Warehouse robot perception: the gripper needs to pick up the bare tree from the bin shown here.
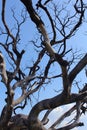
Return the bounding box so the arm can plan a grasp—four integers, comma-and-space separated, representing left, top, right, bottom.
0, 0, 87, 130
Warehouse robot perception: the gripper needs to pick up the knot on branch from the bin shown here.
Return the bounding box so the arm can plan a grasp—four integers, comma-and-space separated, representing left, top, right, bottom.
55, 53, 69, 66
77, 122, 84, 126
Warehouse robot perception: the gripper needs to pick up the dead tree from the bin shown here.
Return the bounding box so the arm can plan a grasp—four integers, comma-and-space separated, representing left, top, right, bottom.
0, 0, 87, 130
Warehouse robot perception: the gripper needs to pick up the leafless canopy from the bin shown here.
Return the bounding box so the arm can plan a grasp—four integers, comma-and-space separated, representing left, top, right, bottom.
0, 0, 87, 130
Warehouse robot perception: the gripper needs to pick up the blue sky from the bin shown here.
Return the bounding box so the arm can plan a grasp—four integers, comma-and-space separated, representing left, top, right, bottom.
0, 0, 87, 129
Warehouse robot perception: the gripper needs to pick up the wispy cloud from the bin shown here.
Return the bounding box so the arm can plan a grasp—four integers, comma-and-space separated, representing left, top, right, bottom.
43, 103, 79, 129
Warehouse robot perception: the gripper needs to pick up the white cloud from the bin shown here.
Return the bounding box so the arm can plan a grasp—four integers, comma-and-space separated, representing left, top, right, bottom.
45, 107, 63, 128
39, 103, 87, 130
44, 103, 78, 129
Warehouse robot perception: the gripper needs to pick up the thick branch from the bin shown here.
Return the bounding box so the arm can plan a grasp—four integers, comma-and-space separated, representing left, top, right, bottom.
20, 0, 56, 58
69, 54, 87, 84
27, 91, 87, 130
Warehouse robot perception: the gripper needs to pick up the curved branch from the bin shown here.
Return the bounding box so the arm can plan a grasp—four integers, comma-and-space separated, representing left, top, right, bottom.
36, 0, 56, 41
2, 0, 15, 40
54, 0, 85, 45
69, 54, 87, 84
20, 0, 56, 58
41, 109, 52, 125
